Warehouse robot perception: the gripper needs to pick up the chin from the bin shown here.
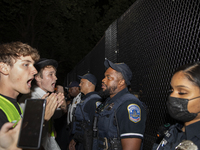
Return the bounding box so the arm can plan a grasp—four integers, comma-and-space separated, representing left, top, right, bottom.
21, 89, 30, 94
49, 89, 54, 93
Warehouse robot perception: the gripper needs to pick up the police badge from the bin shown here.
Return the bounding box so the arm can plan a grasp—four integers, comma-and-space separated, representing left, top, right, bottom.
127, 104, 141, 123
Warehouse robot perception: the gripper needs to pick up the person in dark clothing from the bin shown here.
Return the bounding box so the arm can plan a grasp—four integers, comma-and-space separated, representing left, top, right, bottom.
69, 73, 101, 150
153, 62, 200, 150
92, 59, 146, 150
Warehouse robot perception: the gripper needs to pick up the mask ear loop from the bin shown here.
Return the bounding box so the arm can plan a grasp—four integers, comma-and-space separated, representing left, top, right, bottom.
188, 96, 200, 114
189, 95, 200, 101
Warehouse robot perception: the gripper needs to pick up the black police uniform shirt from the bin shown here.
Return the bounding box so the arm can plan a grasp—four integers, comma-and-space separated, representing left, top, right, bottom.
0, 94, 22, 129
73, 91, 101, 141
153, 121, 200, 150
83, 91, 101, 124
104, 88, 146, 139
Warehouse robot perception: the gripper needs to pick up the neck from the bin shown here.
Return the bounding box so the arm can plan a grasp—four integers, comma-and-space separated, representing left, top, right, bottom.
36, 83, 48, 93
0, 80, 18, 99
84, 89, 94, 95
110, 86, 126, 98
184, 114, 200, 129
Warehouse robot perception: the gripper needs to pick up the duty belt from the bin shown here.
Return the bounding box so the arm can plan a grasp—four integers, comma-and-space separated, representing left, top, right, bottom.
98, 137, 121, 150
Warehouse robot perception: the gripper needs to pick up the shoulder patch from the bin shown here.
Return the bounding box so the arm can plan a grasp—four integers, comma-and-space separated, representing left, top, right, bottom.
96, 101, 102, 108
127, 104, 141, 123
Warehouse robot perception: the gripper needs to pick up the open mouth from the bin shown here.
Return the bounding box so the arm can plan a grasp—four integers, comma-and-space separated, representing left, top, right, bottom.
102, 83, 106, 89
51, 82, 55, 88
27, 78, 34, 88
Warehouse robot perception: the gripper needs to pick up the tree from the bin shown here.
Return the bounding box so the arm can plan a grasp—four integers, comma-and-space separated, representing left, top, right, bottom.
0, 0, 136, 81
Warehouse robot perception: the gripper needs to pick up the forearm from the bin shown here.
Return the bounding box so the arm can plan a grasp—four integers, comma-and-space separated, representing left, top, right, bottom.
121, 138, 142, 150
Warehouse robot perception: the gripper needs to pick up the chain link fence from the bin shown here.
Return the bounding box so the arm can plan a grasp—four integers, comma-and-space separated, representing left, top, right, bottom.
67, 0, 200, 149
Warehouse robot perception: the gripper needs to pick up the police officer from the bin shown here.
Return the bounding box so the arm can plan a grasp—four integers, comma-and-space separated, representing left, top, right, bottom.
93, 59, 146, 150
153, 63, 200, 149
69, 73, 101, 150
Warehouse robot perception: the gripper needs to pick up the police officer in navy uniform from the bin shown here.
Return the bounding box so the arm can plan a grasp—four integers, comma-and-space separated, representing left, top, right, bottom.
69, 73, 101, 150
93, 59, 147, 150
153, 63, 200, 150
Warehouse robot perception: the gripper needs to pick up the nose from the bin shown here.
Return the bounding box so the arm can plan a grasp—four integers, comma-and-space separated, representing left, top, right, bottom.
54, 74, 57, 80
102, 77, 106, 83
32, 66, 38, 75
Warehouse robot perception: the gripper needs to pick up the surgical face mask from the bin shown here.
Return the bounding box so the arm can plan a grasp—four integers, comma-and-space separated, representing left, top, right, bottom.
166, 96, 200, 122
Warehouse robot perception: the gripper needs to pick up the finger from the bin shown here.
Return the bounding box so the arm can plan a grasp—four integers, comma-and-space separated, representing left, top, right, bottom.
57, 93, 65, 104
42, 93, 50, 105
14, 119, 22, 131
47, 93, 57, 108
45, 93, 58, 117
57, 93, 64, 100
42, 93, 50, 99
0, 122, 14, 133
50, 94, 59, 110
57, 100, 64, 108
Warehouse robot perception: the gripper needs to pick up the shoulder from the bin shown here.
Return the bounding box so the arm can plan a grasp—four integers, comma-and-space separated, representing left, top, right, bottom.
18, 93, 32, 103
84, 96, 102, 110
116, 95, 146, 123
84, 93, 101, 103
31, 92, 41, 99
167, 123, 180, 134
118, 93, 144, 111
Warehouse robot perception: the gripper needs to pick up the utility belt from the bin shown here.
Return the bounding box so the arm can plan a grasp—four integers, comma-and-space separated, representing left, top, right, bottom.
98, 137, 122, 150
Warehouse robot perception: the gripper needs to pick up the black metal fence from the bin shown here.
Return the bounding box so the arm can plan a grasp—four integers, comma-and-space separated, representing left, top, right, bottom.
66, 0, 200, 149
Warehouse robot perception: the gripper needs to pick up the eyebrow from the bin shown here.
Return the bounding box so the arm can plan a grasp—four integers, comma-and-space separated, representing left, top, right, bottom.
49, 71, 56, 73
21, 60, 33, 63
175, 85, 189, 89
105, 74, 111, 77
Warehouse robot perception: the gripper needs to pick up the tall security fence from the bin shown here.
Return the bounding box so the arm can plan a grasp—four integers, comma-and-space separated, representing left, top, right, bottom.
66, 0, 200, 149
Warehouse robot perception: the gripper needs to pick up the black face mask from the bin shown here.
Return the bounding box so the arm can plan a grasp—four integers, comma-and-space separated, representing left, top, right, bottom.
167, 96, 200, 122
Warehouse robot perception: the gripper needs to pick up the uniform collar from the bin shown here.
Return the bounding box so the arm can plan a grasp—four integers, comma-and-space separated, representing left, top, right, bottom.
185, 121, 200, 140
82, 91, 97, 100
106, 87, 129, 104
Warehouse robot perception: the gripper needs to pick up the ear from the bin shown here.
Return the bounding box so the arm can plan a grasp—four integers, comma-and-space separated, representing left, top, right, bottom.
35, 74, 41, 82
118, 79, 125, 87
0, 62, 9, 75
88, 81, 92, 87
